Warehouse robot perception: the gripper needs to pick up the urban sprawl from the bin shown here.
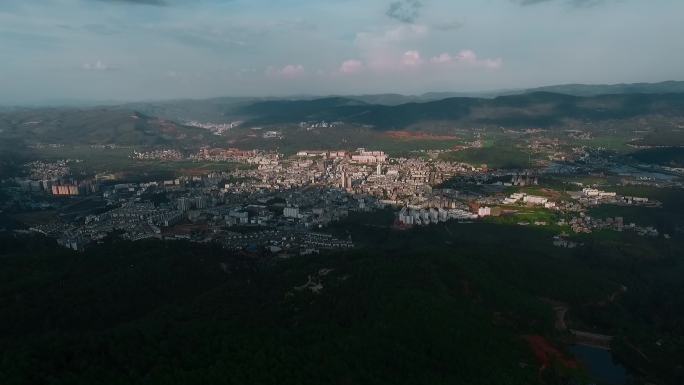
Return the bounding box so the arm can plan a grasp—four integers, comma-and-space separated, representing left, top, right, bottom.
3, 145, 677, 255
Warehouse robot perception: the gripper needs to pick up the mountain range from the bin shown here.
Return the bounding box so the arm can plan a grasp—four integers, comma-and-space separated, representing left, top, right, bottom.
2, 81, 684, 147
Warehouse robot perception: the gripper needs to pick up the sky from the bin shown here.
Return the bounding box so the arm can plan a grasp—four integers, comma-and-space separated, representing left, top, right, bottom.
0, 0, 683, 104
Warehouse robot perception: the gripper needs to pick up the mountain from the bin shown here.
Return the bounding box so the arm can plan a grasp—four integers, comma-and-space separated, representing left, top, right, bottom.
0, 108, 219, 147
90, 81, 684, 122
525, 81, 684, 97
122, 97, 260, 123
238, 92, 684, 130
5, 88, 684, 147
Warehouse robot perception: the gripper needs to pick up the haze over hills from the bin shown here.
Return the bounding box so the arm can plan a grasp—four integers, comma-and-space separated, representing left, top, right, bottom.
3, 85, 684, 148
525, 81, 684, 97
117, 80, 684, 123
238, 92, 684, 130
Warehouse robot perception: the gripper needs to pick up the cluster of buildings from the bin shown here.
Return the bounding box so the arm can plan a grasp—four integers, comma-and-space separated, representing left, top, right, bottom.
15, 176, 99, 197
133, 149, 183, 161
185, 121, 240, 135
3, 141, 677, 253
502, 192, 556, 209
25, 160, 71, 180
397, 206, 476, 226
565, 214, 660, 237
21, 166, 373, 252
568, 188, 656, 207
299, 121, 340, 130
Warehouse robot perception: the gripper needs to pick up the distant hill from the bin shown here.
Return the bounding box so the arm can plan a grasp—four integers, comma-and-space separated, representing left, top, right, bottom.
0, 108, 219, 147
525, 81, 684, 97
122, 97, 259, 123
238, 92, 684, 130
94, 81, 684, 122
5, 88, 684, 146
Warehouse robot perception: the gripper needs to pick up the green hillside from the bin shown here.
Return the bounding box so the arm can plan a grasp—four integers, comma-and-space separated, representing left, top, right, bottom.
238, 92, 684, 130
0, 108, 220, 147
527, 81, 684, 97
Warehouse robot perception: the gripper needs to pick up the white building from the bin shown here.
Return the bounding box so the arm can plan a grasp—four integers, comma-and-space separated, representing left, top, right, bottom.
283, 206, 300, 219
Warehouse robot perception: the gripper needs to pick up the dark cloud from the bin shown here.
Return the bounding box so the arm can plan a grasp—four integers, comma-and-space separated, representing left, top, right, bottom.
386, 0, 422, 23
94, 0, 167, 5
515, 0, 605, 6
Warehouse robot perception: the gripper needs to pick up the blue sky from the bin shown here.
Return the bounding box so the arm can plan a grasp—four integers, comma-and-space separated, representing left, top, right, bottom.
0, 0, 683, 104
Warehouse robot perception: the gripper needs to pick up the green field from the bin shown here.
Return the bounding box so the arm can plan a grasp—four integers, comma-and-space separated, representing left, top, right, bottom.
439, 144, 533, 169
222, 126, 463, 156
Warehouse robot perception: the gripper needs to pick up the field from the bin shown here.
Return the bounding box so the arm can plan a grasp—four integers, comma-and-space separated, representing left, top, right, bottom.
439, 144, 533, 169
221, 125, 464, 156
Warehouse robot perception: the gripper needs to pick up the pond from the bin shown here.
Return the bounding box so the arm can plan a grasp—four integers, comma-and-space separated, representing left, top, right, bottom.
569, 345, 629, 385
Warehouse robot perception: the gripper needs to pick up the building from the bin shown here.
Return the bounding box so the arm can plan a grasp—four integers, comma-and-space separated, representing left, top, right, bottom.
283, 206, 300, 219
523, 195, 548, 205
177, 197, 192, 212
351, 149, 387, 164
193, 196, 208, 210
51, 184, 79, 196
340, 171, 353, 190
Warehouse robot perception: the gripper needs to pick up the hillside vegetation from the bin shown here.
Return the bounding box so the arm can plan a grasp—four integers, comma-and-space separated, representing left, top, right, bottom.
0, 108, 219, 147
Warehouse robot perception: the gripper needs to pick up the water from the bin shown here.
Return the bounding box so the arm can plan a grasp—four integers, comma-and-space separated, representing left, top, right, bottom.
569, 345, 629, 385
610, 165, 677, 181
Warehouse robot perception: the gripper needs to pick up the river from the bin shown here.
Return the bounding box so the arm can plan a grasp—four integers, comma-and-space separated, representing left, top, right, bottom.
569, 345, 630, 385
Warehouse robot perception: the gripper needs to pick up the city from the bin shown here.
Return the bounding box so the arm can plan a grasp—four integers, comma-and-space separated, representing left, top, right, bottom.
2, 1, 684, 385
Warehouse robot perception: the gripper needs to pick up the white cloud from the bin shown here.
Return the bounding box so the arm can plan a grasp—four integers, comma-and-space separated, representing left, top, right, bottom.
401, 50, 423, 67
339, 59, 364, 74
267, 64, 305, 78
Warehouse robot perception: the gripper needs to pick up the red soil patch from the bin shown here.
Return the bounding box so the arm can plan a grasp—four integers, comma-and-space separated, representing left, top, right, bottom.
164, 223, 209, 236
524, 335, 579, 369
383, 131, 459, 141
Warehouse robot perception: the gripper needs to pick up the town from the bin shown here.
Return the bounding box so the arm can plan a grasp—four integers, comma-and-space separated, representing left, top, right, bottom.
2, 144, 674, 255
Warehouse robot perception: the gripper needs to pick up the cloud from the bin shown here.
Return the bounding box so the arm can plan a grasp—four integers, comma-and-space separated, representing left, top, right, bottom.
401, 50, 423, 67
430, 50, 502, 69
82, 60, 113, 71
267, 64, 305, 79
339, 59, 364, 74
386, 0, 423, 23
429, 53, 452, 64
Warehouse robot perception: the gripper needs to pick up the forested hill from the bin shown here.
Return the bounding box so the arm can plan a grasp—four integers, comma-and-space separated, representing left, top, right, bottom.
0, 108, 220, 146
4, 91, 684, 146
525, 80, 684, 97
238, 92, 684, 129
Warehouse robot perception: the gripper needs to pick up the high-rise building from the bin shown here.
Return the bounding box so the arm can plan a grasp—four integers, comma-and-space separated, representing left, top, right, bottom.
283, 206, 300, 218
177, 197, 191, 212
193, 196, 208, 209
